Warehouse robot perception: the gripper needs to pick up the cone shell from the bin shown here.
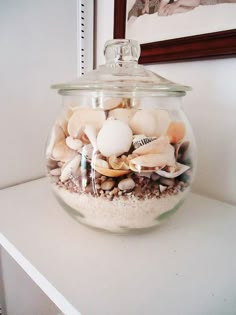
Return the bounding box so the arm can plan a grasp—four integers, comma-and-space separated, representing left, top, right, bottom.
68, 109, 106, 137
166, 121, 185, 144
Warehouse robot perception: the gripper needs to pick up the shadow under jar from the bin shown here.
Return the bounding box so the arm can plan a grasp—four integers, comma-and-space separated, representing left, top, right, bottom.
46, 39, 196, 233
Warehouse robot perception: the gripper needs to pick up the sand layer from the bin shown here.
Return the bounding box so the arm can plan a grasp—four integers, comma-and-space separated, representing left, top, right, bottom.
53, 184, 189, 232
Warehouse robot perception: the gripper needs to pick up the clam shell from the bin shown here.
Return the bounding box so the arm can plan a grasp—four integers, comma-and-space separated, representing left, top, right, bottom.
60, 155, 81, 182
156, 163, 190, 178
103, 98, 123, 110
66, 136, 83, 151
46, 124, 65, 158
108, 108, 136, 124
94, 158, 109, 169
95, 167, 130, 177
133, 136, 170, 155
133, 135, 157, 149
130, 109, 170, 137
52, 140, 76, 162
166, 121, 185, 144
68, 109, 105, 137
97, 120, 133, 157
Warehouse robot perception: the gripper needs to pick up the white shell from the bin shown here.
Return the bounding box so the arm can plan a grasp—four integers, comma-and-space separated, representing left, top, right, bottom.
52, 140, 76, 162
97, 120, 133, 157
60, 155, 81, 182
103, 98, 122, 110
130, 109, 170, 137
66, 136, 83, 151
108, 108, 136, 124
68, 109, 105, 137
46, 124, 65, 158
49, 168, 61, 176
84, 124, 97, 148
156, 163, 190, 178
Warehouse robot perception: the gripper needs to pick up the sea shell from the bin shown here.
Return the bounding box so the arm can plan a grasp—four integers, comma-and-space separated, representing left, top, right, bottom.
118, 178, 135, 191
166, 121, 185, 144
52, 140, 76, 162
108, 108, 136, 124
95, 167, 130, 177
49, 168, 61, 176
175, 141, 190, 163
66, 136, 83, 151
130, 109, 170, 137
46, 124, 65, 158
129, 150, 175, 172
94, 158, 109, 169
130, 110, 157, 137
68, 109, 106, 137
133, 136, 170, 155
133, 135, 157, 149
108, 155, 129, 170
156, 163, 190, 178
60, 155, 81, 182
83, 124, 97, 148
97, 120, 133, 157
103, 98, 123, 110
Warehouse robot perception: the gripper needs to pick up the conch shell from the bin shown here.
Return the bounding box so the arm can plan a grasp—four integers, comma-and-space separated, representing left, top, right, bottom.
166, 121, 185, 144
133, 136, 170, 155
156, 163, 190, 178
68, 109, 105, 137
129, 147, 175, 172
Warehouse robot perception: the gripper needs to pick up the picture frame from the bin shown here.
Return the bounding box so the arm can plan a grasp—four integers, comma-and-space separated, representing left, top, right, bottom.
113, 0, 236, 64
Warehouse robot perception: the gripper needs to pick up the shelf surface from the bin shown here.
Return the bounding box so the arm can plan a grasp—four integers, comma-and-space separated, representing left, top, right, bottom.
0, 178, 236, 315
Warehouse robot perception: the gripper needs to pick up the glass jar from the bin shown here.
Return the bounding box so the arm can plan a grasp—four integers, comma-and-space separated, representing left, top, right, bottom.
46, 39, 196, 233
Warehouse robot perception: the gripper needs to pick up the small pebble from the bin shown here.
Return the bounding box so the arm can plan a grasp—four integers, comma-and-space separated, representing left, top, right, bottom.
95, 184, 101, 189
118, 178, 135, 191
151, 173, 160, 181
159, 177, 175, 187
101, 180, 115, 191
101, 176, 107, 182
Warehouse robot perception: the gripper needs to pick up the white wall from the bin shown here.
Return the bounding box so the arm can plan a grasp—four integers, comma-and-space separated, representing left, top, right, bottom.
96, 0, 236, 205
0, 0, 77, 189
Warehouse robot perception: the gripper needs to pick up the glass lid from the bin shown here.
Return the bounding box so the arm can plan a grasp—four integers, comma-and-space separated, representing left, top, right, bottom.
52, 39, 191, 94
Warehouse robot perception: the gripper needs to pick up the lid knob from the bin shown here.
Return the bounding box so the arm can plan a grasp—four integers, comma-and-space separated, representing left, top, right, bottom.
104, 39, 140, 63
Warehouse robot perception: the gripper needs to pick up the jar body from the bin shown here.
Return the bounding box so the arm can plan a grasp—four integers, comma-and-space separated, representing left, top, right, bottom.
46, 92, 196, 233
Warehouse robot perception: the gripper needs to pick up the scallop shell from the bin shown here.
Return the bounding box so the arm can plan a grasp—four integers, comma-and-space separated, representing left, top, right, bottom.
68, 109, 106, 137
103, 98, 123, 110
133, 136, 170, 155
133, 135, 157, 149
46, 124, 65, 158
108, 155, 129, 170
166, 121, 185, 144
97, 120, 133, 157
60, 155, 81, 182
156, 163, 190, 178
52, 140, 76, 162
108, 108, 136, 124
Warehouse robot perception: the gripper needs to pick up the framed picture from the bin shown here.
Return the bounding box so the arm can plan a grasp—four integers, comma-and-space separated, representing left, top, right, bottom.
114, 0, 236, 63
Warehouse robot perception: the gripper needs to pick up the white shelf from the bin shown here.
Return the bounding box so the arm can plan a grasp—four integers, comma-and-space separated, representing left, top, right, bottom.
0, 178, 236, 315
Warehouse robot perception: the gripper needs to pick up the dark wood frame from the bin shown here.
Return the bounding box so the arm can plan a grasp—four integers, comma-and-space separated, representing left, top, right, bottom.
114, 0, 236, 64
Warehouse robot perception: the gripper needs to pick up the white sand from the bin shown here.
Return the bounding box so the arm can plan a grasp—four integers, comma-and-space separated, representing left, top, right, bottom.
52, 185, 189, 232
126, 4, 236, 44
